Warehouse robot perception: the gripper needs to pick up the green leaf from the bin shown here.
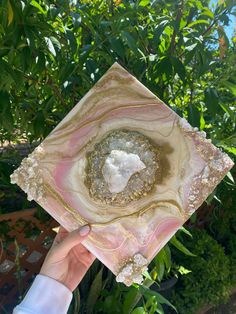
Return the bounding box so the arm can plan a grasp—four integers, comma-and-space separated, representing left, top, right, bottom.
0, 91, 14, 131
222, 80, 236, 96
155, 303, 164, 314
33, 111, 45, 139
218, 144, 236, 155
170, 235, 196, 256
200, 111, 205, 130
45, 37, 56, 57
86, 267, 103, 314
146, 296, 156, 309
50, 36, 61, 51
213, 195, 222, 204
187, 104, 200, 128
178, 265, 192, 275
131, 307, 146, 314
139, 286, 177, 312
220, 103, 235, 121
164, 250, 172, 271
72, 288, 80, 313
185, 43, 198, 51
30, 0, 46, 14
59, 63, 75, 82
66, 30, 78, 56
24, 26, 35, 50
201, 7, 214, 19
21, 46, 31, 71
156, 260, 165, 281
7, 0, 14, 25
33, 52, 45, 74
190, 211, 197, 223
139, 0, 150, 6
206, 189, 217, 205
161, 245, 172, 271
121, 31, 138, 53
195, 0, 204, 10
109, 37, 125, 59
226, 171, 235, 184
221, 133, 236, 146
143, 270, 153, 280
156, 56, 172, 79
171, 57, 186, 81
155, 245, 172, 275
204, 87, 219, 117
154, 20, 169, 44
180, 227, 192, 238
188, 19, 210, 27
123, 286, 141, 313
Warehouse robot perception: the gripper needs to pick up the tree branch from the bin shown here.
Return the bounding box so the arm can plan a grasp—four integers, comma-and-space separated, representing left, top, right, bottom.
202, 8, 228, 36
169, 0, 184, 55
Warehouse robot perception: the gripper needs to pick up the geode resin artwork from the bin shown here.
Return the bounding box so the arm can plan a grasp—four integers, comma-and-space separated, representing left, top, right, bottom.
10, 62, 234, 286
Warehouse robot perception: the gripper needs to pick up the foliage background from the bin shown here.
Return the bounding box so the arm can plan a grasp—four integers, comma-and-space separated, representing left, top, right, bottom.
0, 0, 236, 313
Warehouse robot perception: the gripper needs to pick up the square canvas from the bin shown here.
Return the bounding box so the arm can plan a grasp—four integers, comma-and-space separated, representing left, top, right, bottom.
11, 62, 234, 286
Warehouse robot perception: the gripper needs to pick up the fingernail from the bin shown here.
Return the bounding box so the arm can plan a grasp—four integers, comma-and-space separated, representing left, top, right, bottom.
79, 224, 90, 236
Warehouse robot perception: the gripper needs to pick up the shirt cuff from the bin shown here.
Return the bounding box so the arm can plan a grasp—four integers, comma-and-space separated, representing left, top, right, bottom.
13, 274, 73, 314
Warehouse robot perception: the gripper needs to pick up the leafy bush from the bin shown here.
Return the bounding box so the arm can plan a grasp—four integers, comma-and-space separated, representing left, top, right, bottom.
170, 229, 232, 314
206, 173, 236, 284
0, 0, 235, 312
0, 0, 235, 152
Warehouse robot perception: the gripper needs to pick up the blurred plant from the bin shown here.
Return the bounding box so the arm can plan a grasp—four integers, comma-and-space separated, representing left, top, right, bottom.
170, 228, 232, 314
0, 0, 235, 150
206, 167, 236, 284
0, 145, 38, 213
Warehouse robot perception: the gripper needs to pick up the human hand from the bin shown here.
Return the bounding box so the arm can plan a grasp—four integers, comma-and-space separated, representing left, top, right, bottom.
40, 224, 96, 291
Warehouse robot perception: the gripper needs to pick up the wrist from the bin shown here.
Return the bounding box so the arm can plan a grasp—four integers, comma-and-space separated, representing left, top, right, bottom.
13, 274, 73, 314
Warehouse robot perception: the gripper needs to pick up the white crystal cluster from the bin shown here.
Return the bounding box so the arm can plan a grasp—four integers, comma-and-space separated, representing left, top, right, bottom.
178, 117, 233, 215
188, 159, 222, 215
10, 144, 45, 202
188, 155, 230, 215
116, 253, 148, 286
179, 117, 210, 141
102, 150, 146, 193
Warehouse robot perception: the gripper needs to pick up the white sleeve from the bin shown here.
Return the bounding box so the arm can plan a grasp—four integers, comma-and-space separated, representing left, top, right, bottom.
13, 274, 73, 314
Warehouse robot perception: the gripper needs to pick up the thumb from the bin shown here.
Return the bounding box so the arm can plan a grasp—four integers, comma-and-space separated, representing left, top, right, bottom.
55, 224, 91, 257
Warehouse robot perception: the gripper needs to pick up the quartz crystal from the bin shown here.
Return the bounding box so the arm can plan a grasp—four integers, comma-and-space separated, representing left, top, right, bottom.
102, 150, 146, 194
10, 62, 234, 286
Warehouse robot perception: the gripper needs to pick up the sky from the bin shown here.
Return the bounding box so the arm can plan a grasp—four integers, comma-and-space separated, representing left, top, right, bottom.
210, 0, 235, 39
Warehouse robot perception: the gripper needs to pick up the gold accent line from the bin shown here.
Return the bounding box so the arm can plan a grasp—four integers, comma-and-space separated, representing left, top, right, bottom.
44, 183, 183, 228
44, 183, 87, 224
44, 103, 172, 144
